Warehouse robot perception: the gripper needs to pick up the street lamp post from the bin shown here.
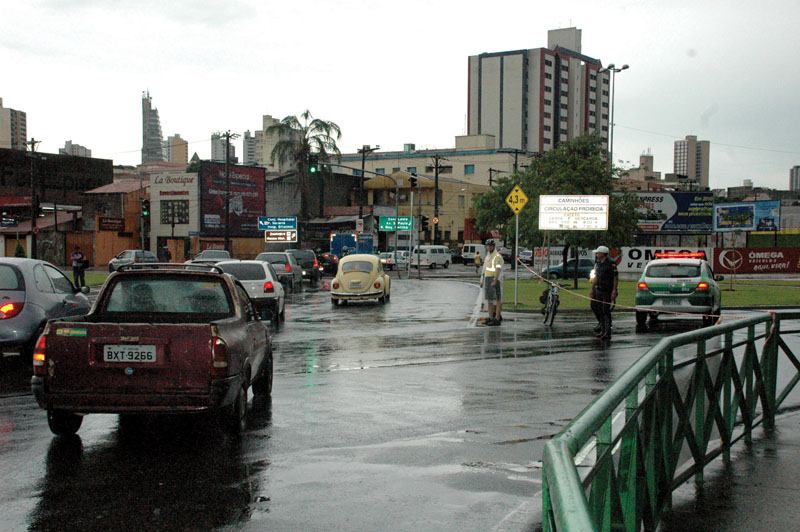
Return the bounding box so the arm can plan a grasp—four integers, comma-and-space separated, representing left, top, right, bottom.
598, 63, 629, 174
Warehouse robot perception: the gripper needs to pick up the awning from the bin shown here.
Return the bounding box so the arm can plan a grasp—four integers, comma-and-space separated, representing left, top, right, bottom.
306, 215, 360, 224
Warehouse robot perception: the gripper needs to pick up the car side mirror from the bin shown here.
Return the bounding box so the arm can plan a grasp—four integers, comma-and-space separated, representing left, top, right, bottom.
76, 286, 90, 294
715, 275, 725, 282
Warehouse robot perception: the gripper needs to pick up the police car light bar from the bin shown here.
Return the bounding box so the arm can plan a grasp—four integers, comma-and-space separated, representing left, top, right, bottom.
654, 252, 706, 259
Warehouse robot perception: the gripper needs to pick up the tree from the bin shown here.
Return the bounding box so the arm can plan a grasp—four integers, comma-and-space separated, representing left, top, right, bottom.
473, 135, 639, 285
14, 240, 26, 258
266, 110, 342, 219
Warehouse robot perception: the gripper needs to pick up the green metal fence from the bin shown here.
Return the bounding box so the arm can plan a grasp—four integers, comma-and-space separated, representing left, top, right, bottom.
542, 310, 800, 531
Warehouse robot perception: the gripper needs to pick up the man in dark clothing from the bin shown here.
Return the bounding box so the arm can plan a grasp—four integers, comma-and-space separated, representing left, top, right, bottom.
590, 246, 618, 339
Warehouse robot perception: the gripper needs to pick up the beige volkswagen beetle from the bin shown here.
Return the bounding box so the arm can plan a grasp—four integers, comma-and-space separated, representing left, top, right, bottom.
331, 254, 391, 306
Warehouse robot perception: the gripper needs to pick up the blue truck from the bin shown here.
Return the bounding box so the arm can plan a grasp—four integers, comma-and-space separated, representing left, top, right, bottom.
330, 233, 374, 257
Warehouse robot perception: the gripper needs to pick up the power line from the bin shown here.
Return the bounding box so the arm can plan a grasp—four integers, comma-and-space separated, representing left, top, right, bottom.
616, 124, 800, 156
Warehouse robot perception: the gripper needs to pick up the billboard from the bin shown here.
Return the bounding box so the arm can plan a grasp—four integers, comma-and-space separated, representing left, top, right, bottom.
539, 195, 609, 231
635, 192, 714, 232
713, 201, 780, 232
199, 162, 265, 237
714, 247, 800, 274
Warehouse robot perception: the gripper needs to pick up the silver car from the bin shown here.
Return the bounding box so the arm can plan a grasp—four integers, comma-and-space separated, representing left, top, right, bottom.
0, 258, 91, 364
255, 252, 303, 292
215, 260, 286, 327
108, 250, 157, 272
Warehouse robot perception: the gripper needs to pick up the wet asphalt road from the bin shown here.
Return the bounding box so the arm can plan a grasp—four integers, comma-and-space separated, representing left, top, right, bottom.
0, 277, 796, 531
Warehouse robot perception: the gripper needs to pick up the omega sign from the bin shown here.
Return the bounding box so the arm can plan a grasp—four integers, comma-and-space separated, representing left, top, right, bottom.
713, 247, 800, 274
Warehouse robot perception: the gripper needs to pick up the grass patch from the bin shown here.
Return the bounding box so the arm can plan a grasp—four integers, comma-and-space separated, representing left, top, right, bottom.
85, 272, 109, 287
503, 278, 800, 310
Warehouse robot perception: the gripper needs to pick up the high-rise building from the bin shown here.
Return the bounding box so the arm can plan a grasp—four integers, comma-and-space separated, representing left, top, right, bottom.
59, 140, 91, 157
164, 134, 188, 164
791, 166, 800, 192
673, 135, 710, 189
467, 28, 610, 154
253, 114, 295, 171
142, 91, 165, 163
243, 130, 257, 165
211, 133, 237, 163
0, 98, 28, 150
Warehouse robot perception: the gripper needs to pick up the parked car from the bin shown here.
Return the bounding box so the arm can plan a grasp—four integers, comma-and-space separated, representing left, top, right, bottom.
255, 252, 303, 292
635, 253, 723, 327
379, 251, 409, 270
216, 260, 286, 327
547, 258, 595, 279
318, 252, 339, 274
185, 250, 231, 264
108, 250, 158, 272
330, 254, 391, 306
286, 249, 323, 283
519, 249, 533, 265
0, 258, 91, 364
31, 264, 273, 436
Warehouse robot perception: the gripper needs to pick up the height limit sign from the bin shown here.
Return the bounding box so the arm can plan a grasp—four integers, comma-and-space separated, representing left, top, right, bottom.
505, 185, 529, 214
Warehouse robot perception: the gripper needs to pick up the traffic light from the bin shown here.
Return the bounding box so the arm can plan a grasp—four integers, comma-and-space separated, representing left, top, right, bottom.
420, 216, 429, 232
141, 199, 150, 217
308, 154, 319, 174
408, 176, 418, 188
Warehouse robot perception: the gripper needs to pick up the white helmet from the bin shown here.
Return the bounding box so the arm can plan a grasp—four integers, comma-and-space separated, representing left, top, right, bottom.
593, 246, 610, 255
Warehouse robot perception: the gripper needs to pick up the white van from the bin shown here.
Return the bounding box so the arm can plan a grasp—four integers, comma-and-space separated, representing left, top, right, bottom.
461, 244, 486, 262
410, 245, 452, 269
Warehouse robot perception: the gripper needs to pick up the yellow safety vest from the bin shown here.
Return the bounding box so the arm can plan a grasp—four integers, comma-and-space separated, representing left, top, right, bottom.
483, 251, 502, 277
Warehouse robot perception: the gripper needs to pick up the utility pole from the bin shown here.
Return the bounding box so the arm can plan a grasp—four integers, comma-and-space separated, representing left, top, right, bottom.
488, 168, 507, 187
216, 130, 240, 254
498, 148, 525, 173
357, 145, 379, 221
27, 138, 41, 259
431, 154, 447, 245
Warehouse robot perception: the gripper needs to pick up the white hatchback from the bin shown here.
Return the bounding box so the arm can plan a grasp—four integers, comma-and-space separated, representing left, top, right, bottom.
216, 260, 286, 327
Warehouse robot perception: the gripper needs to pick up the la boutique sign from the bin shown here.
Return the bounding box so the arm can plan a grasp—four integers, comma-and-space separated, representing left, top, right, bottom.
154, 175, 195, 185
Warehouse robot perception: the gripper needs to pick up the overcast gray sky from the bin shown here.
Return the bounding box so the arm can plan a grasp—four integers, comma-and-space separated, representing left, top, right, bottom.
4, 0, 799, 190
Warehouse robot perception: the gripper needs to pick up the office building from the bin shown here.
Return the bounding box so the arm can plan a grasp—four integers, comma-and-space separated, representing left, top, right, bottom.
142, 91, 165, 163
251, 114, 297, 171
243, 130, 257, 165
164, 134, 188, 164
211, 133, 237, 163
467, 27, 610, 154
59, 140, 92, 157
673, 135, 710, 189
791, 166, 800, 192
0, 98, 27, 151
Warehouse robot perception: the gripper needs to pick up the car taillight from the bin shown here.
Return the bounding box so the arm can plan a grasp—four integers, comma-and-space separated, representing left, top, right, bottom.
333, 256, 338, 262
313, 259, 319, 267
387, 258, 392, 263
264, 281, 274, 293
637, 282, 649, 291
285, 264, 291, 272
33, 335, 47, 376
211, 337, 229, 377
332, 282, 340, 289
696, 282, 709, 291
0, 302, 24, 319
374, 282, 381, 289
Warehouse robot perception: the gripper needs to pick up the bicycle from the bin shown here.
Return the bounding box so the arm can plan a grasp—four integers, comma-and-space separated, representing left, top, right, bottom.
542, 283, 559, 326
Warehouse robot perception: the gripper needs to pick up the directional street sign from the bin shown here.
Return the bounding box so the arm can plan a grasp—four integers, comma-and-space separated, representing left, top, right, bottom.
264, 230, 298, 243
258, 216, 297, 231
505, 185, 529, 215
379, 216, 414, 231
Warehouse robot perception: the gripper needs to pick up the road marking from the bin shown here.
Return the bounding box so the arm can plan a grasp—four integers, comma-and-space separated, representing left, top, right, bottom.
468, 284, 484, 328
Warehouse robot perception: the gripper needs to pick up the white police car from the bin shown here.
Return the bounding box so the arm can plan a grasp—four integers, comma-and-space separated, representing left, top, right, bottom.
635, 252, 723, 327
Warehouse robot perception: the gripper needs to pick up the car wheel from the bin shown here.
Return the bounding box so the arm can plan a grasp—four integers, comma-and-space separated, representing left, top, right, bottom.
331, 298, 339, 307
48, 409, 83, 436
221, 379, 248, 436
252, 351, 273, 397
379, 292, 386, 304
636, 311, 647, 326
280, 301, 286, 321
271, 308, 280, 328
429, 263, 435, 269
443, 261, 449, 269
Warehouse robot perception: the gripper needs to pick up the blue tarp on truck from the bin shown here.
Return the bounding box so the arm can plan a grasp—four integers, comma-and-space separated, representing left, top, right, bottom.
330, 233, 374, 256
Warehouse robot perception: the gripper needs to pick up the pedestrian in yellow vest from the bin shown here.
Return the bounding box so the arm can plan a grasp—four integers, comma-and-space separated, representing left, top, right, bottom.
479, 240, 504, 326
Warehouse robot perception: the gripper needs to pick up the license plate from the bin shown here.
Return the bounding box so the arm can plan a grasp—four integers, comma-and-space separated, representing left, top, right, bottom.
104, 345, 157, 363
350, 281, 362, 289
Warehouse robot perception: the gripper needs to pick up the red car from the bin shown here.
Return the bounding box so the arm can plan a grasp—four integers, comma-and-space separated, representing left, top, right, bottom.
31, 264, 273, 436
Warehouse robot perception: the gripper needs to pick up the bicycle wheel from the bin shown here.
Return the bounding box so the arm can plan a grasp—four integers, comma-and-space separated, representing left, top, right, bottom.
547, 296, 559, 326
542, 298, 552, 324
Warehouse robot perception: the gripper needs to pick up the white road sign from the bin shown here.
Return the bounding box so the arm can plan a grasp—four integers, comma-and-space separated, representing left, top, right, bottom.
539, 195, 609, 231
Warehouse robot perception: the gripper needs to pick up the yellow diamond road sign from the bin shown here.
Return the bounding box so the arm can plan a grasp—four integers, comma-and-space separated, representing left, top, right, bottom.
505, 185, 528, 215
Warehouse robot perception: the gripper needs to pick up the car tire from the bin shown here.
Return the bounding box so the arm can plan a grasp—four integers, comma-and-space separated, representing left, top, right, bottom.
332, 298, 339, 307
48, 409, 83, 436
279, 302, 286, 321
443, 261, 449, 269
271, 309, 280, 328
636, 311, 648, 326
221, 379, 248, 436
252, 351, 273, 398
379, 292, 386, 305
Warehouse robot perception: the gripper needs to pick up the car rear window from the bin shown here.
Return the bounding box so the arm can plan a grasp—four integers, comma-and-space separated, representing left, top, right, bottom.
341, 261, 374, 274
647, 264, 701, 278
203, 251, 229, 258
101, 276, 233, 320
289, 250, 315, 260
218, 263, 267, 281
0, 265, 24, 291
257, 253, 287, 264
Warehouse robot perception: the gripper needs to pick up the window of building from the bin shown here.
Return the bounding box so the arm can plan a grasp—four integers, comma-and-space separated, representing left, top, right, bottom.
544, 85, 552, 92
560, 103, 568, 110
561, 77, 568, 84
544, 99, 552, 106
444, 231, 451, 242
602, 125, 608, 131
590, 73, 597, 80
544, 125, 551, 132
392, 167, 400, 173
561, 64, 569, 71
560, 128, 568, 135
458, 195, 465, 208
602, 102, 609, 108
406, 166, 416, 173
544, 112, 551, 119
544, 138, 551, 144
602, 90, 609, 96
458, 230, 464, 242
602, 114, 608, 120
545, 59, 552, 66
603, 77, 609, 84
590, 86, 596, 92
589, 110, 596, 117
353, 169, 362, 176
560, 90, 568, 97
464, 164, 474, 175
376, 168, 386, 175
545, 72, 552, 79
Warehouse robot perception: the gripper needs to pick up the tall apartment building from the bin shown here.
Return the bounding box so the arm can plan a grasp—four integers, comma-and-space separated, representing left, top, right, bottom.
243, 130, 257, 165
0, 98, 28, 150
467, 28, 610, 154
164, 134, 188, 164
791, 166, 800, 192
252, 114, 297, 171
142, 91, 165, 163
211, 133, 237, 163
59, 140, 91, 157
673, 135, 710, 189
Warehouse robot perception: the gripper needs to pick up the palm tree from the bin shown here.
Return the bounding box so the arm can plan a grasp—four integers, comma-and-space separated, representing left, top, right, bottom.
267, 110, 342, 219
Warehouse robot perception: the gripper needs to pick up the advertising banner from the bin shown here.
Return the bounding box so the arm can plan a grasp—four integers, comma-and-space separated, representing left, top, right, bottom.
635, 192, 714, 232
714, 247, 800, 274
615, 247, 712, 273
539, 195, 609, 231
199, 162, 265, 237
713, 201, 781, 232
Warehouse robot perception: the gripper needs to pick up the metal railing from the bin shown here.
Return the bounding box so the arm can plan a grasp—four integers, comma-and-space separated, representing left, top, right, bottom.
542, 311, 800, 531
